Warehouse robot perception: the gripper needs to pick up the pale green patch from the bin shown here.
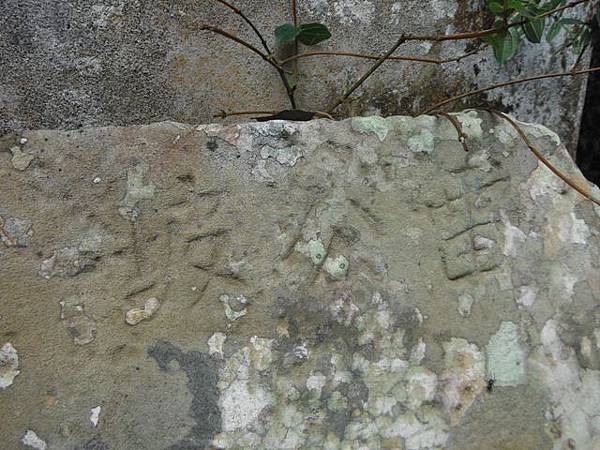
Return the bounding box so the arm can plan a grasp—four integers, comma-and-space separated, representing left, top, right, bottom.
486, 321, 527, 386
407, 130, 435, 154
454, 110, 483, 138
10, 146, 34, 171
294, 239, 327, 265
457, 293, 474, 317
220, 294, 248, 321
351, 116, 391, 142
260, 145, 302, 166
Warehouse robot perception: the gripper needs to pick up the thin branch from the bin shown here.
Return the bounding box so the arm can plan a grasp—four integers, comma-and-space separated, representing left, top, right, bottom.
420, 66, 600, 115
199, 25, 297, 108
488, 109, 600, 206
291, 0, 299, 98
280, 48, 482, 65
438, 112, 469, 151
199, 25, 278, 68
214, 0, 272, 54
328, 35, 408, 114
208, 1, 297, 108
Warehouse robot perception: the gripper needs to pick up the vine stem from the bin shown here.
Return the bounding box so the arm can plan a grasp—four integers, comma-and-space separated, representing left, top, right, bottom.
327, 35, 408, 114
209, 1, 297, 108
280, 48, 482, 65
214, 0, 272, 53
488, 109, 600, 206
420, 66, 600, 115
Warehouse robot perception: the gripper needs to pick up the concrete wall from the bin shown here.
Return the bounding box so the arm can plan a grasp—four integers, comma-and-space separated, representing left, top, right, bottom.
0, 0, 594, 152
2, 113, 600, 449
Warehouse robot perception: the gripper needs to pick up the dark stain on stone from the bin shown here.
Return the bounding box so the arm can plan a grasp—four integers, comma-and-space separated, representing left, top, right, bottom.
147, 341, 221, 450
206, 139, 218, 152
74, 435, 110, 450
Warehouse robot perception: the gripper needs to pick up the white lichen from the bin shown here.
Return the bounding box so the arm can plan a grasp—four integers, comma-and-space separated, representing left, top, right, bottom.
0, 343, 20, 389
90, 406, 101, 427
208, 332, 227, 358
323, 255, 349, 280
457, 293, 474, 318
125, 297, 161, 325
21, 430, 47, 450
220, 294, 248, 321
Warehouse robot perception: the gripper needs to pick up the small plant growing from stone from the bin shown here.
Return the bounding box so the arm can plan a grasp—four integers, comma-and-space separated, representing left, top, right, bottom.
199, 0, 600, 207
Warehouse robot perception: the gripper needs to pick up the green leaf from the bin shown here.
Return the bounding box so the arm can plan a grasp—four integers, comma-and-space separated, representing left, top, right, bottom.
559, 18, 584, 25
487, 0, 505, 14
275, 23, 300, 45
540, 0, 565, 13
485, 28, 520, 65
547, 19, 562, 42
506, 0, 529, 12
297, 23, 331, 45
572, 27, 592, 54
522, 17, 545, 43
487, 0, 529, 14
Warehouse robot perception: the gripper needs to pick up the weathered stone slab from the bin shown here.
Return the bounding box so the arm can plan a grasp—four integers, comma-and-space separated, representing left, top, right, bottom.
1, 112, 599, 449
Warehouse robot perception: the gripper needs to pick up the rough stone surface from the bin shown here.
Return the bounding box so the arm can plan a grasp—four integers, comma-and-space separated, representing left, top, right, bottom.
1, 112, 600, 449
0, 1, 593, 155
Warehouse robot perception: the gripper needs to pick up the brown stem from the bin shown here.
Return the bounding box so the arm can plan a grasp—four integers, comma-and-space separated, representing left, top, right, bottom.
328, 35, 408, 114
199, 25, 277, 67
420, 66, 600, 115
199, 25, 297, 108
280, 48, 482, 65
487, 109, 600, 206
214, 0, 272, 54
291, 0, 299, 101
209, 1, 297, 108
438, 113, 469, 151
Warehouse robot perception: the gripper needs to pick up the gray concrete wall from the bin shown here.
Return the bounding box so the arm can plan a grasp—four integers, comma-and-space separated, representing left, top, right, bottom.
0, 0, 594, 152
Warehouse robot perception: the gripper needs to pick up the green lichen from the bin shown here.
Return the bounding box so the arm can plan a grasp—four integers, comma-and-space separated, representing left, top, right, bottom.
351, 116, 391, 142
486, 321, 527, 386
407, 130, 435, 154
295, 239, 327, 266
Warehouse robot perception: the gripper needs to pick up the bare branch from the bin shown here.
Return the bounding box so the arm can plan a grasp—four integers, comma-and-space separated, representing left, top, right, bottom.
198, 25, 297, 108
213, 0, 272, 54
199, 25, 276, 67
291, 0, 300, 95
488, 109, 600, 206
438, 112, 469, 151
280, 48, 482, 65
420, 66, 600, 115
327, 35, 408, 114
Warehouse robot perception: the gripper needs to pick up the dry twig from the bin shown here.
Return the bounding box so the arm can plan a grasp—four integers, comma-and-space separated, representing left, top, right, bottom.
488, 109, 600, 206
